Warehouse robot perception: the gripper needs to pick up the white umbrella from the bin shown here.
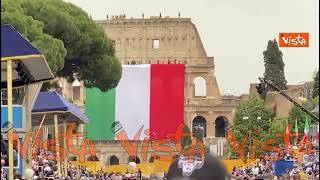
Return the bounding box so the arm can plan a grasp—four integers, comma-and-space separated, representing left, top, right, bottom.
129, 161, 136, 171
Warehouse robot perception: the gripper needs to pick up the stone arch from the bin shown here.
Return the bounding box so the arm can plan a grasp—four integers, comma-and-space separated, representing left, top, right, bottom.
215, 116, 228, 137
109, 155, 119, 165
194, 76, 207, 97
86, 155, 99, 161
192, 116, 207, 137
128, 156, 140, 164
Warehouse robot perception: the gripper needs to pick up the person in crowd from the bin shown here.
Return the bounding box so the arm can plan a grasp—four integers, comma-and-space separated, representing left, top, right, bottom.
163, 171, 167, 179
1, 159, 7, 180
137, 168, 142, 180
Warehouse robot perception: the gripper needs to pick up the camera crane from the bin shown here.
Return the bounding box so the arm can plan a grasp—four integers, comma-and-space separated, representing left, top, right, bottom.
226, 77, 318, 132
257, 77, 319, 121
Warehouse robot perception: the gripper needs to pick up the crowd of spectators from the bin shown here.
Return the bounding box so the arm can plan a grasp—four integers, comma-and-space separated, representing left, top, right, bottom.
2, 142, 319, 179
231, 157, 319, 179
230, 142, 319, 180
2, 150, 146, 179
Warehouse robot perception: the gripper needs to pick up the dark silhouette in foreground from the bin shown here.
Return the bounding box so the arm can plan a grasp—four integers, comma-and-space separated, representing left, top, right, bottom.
166, 153, 228, 180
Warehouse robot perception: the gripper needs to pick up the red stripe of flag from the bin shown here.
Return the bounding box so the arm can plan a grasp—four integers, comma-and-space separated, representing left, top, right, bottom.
150, 64, 185, 140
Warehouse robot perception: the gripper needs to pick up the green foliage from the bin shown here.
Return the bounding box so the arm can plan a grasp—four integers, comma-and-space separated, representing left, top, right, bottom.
1, 0, 66, 76
228, 96, 274, 157
313, 70, 319, 98
269, 118, 288, 134
267, 118, 289, 146
224, 143, 239, 159
1, 0, 121, 91
313, 95, 319, 104
288, 97, 319, 129
192, 127, 204, 142
262, 39, 287, 99
182, 125, 192, 150
288, 70, 318, 131
194, 132, 203, 142
233, 96, 273, 134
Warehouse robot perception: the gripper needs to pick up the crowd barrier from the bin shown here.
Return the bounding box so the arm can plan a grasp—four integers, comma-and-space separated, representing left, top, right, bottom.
223, 159, 256, 172
70, 160, 171, 175
70, 159, 254, 174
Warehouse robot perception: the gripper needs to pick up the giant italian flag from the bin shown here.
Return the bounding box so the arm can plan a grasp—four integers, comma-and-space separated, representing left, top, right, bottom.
85, 64, 185, 140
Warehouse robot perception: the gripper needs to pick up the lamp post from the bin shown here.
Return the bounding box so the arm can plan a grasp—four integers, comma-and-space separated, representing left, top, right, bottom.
242, 116, 250, 158
243, 116, 261, 158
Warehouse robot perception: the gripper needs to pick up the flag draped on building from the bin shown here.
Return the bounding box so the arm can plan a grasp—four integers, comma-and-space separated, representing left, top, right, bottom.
85, 64, 185, 140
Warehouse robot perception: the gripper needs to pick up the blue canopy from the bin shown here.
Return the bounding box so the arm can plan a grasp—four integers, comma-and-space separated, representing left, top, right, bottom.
1, 24, 54, 88
32, 91, 89, 125
1, 24, 42, 58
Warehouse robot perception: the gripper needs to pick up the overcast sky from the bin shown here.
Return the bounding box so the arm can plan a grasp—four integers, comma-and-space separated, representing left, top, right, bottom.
65, 0, 319, 95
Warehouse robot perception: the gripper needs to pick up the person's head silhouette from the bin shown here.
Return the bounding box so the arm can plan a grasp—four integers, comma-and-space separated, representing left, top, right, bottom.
166, 153, 228, 180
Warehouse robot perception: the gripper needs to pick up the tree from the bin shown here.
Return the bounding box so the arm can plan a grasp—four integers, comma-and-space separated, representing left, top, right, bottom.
1, 0, 67, 75
228, 96, 274, 158
261, 39, 287, 99
181, 125, 192, 149
1, 0, 122, 91
288, 96, 319, 129
289, 70, 319, 129
267, 118, 289, 146
193, 129, 204, 142
313, 70, 319, 98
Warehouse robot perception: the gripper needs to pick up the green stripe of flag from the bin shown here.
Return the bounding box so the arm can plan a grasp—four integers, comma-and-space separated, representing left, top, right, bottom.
85, 87, 116, 140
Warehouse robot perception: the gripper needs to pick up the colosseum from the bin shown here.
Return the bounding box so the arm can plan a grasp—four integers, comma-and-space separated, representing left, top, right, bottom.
54, 15, 247, 166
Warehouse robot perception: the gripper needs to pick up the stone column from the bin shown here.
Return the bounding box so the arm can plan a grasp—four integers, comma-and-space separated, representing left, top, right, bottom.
121, 154, 129, 164
185, 111, 191, 127
208, 111, 214, 138
212, 115, 217, 138
189, 113, 196, 129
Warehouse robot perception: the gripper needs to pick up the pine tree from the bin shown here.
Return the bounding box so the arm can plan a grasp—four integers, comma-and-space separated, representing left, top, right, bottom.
2, 0, 122, 92
262, 39, 287, 99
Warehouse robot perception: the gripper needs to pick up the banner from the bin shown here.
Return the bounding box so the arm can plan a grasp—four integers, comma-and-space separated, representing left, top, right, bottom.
85, 64, 185, 140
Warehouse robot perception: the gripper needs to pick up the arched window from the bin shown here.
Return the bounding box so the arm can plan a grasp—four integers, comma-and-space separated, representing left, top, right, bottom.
215, 116, 228, 137
72, 79, 81, 101
192, 116, 207, 138
128, 156, 140, 164
109, 155, 119, 165
194, 77, 206, 97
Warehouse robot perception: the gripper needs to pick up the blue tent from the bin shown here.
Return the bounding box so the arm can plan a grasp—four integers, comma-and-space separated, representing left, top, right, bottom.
32, 91, 89, 125
1, 24, 54, 88
1, 24, 54, 177
31, 91, 89, 177
273, 160, 294, 176
1, 24, 42, 58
